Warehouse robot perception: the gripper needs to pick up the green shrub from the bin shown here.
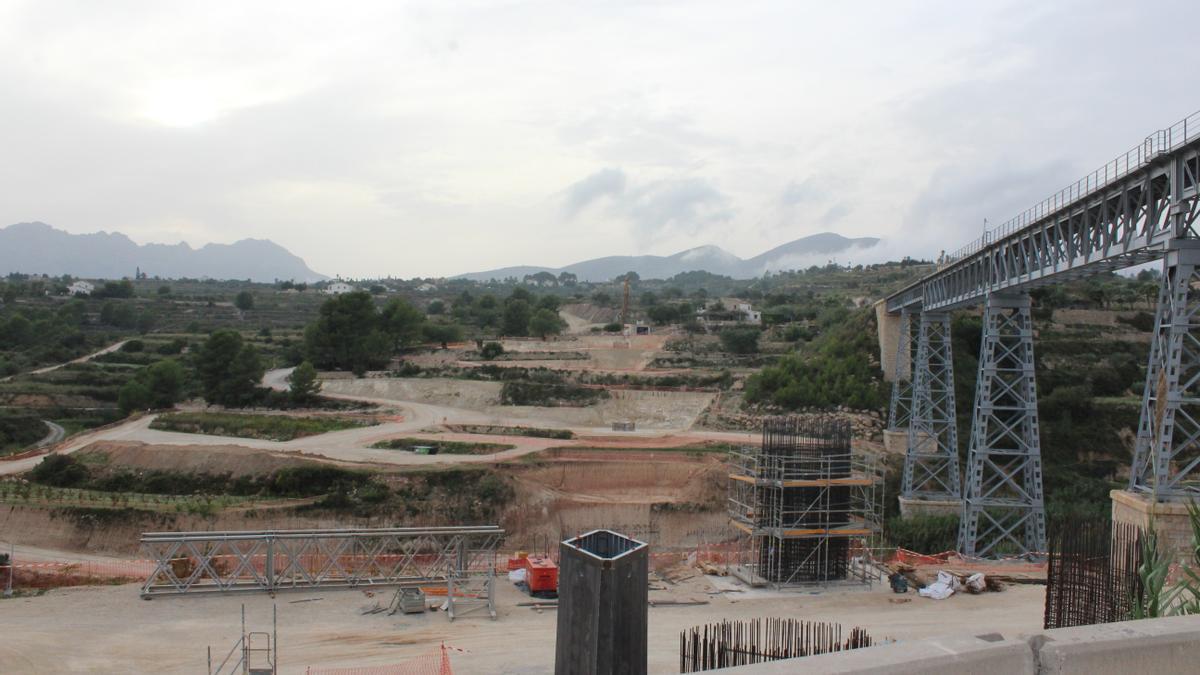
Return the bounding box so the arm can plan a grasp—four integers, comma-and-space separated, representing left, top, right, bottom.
884, 514, 960, 554
480, 341, 504, 360
499, 381, 609, 407
148, 412, 373, 441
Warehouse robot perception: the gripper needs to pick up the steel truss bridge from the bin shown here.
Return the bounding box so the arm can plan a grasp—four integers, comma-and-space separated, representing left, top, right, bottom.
882, 109, 1200, 559
141, 526, 504, 620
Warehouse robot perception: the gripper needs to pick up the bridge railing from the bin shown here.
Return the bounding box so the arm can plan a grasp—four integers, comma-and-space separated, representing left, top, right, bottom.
942, 109, 1200, 266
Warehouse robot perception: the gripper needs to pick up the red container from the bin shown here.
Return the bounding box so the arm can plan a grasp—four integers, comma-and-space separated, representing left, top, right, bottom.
523, 556, 559, 593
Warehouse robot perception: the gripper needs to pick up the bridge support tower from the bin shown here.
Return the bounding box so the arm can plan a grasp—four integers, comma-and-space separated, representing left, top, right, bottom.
901, 312, 962, 517
1119, 242, 1200, 562
958, 293, 1046, 557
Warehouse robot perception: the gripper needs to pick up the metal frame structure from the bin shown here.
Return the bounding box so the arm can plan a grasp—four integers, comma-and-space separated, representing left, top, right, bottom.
728, 419, 882, 588
880, 111, 1200, 556
208, 605, 277, 675
1131, 246, 1200, 499
958, 294, 1046, 557
887, 307, 918, 431
141, 526, 503, 619
902, 312, 961, 500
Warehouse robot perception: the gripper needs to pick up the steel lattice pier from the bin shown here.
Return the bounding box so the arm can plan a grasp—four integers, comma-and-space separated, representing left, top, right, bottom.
958, 294, 1046, 557
902, 312, 961, 500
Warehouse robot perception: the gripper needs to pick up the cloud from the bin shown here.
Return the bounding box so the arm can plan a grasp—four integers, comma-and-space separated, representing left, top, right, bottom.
623, 178, 732, 239
563, 168, 627, 217
562, 169, 732, 244
781, 178, 825, 206
902, 158, 1077, 256
819, 203, 850, 227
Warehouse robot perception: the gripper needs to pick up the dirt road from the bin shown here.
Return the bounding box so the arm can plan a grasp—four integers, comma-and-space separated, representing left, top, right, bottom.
0, 576, 1046, 674
0, 339, 128, 383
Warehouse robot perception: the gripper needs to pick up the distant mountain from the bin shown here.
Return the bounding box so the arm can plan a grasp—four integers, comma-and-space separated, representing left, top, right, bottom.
0, 222, 327, 282
456, 233, 881, 282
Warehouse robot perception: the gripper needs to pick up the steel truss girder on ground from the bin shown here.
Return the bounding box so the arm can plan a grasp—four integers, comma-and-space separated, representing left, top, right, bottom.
958, 294, 1046, 557
886, 112, 1200, 314
140, 527, 504, 612
903, 312, 961, 500
1131, 245, 1200, 500
887, 308, 918, 431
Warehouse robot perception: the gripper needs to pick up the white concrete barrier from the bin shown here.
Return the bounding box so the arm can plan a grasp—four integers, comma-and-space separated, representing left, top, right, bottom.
723, 615, 1200, 674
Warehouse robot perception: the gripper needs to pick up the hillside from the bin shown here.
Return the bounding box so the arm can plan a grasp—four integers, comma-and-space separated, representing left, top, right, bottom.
456, 232, 881, 282
0, 222, 326, 282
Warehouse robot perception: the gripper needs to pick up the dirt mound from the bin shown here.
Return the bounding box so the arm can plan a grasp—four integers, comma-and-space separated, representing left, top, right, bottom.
561, 303, 618, 325
322, 377, 502, 409
75, 441, 319, 477
501, 451, 729, 548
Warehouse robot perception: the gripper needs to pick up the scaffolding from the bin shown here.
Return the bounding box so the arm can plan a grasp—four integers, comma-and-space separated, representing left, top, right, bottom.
727, 417, 882, 588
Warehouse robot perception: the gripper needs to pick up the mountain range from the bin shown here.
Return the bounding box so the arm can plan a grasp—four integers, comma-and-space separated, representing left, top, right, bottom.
456, 232, 882, 282
0, 222, 326, 282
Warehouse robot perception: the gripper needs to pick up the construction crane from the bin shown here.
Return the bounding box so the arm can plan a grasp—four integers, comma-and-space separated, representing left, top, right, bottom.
620, 275, 631, 328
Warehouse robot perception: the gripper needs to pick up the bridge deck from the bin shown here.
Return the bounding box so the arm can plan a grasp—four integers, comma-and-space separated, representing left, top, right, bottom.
887, 110, 1200, 313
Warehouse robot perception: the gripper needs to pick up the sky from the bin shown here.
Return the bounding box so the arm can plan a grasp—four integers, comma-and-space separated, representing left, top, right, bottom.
2, 0, 1199, 279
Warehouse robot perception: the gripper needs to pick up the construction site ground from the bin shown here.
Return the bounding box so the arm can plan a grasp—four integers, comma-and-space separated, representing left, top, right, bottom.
0, 574, 1045, 674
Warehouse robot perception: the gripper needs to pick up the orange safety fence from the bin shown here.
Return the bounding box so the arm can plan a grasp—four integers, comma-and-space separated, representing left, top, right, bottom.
306, 644, 453, 675
1, 559, 154, 590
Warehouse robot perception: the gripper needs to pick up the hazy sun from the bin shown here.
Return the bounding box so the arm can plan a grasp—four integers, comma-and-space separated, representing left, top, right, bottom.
136, 80, 223, 128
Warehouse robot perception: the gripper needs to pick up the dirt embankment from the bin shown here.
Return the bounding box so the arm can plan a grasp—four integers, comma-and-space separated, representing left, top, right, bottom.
501, 450, 729, 549
74, 441, 325, 477
3, 447, 735, 556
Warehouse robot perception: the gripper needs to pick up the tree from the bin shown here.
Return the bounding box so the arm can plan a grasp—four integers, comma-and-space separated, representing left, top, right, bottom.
423, 322, 464, 349
529, 308, 565, 339
225, 344, 266, 407
380, 297, 426, 350
480, 341, 505, 360
196, 330, 263, 406
427, 300, 445, 315
157, 285, 172, 296
288, 361, 321, 404
118, 380, 152, 414
97, 280, 135, 299
647, 304, 679, 325
234, 291, 255, 311
502, 299, 532, 336
305, 291, 395, 373
144, 359, 186, 408
720, 328, 761, 355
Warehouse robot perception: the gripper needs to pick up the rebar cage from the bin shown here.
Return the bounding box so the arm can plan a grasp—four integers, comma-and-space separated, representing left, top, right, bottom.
728, 417, 882, 588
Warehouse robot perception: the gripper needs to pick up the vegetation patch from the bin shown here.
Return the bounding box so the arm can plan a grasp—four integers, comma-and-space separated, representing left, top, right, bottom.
499, 381, 610, 407
559, 442, 736, 455
149, 411, 375, 441
0, 414, 47, 456
884, 514, 960, 554
371, 437, 515, 455
448, 424, 574, 439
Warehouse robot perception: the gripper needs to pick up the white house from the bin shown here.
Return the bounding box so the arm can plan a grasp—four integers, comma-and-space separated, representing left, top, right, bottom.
324, 281, 357, 295
67, 281, 94, 296
734, 302, 762, 325
416, 282, 438, 292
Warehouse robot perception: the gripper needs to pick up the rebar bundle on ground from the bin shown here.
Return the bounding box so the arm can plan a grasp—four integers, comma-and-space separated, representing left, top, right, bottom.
1044, 518, 1143, 629
679, 617, 872, 672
